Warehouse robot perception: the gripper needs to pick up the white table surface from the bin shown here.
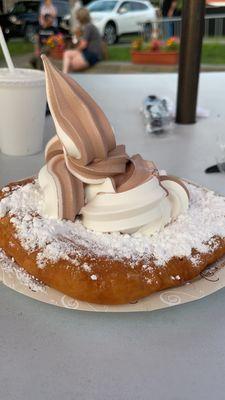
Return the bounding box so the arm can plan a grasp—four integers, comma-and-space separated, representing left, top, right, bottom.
1, 73, 225, 400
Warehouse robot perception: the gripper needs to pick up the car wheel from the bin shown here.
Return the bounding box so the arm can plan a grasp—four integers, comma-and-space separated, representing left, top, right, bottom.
104, 22, 117, 45
25, 24, 36, 43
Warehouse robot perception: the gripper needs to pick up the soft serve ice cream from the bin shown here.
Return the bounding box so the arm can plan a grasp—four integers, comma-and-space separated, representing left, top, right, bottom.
38, 56, 189, 236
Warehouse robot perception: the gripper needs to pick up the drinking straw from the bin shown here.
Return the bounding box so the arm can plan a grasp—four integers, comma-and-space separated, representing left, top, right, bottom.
0, 26, 15, 72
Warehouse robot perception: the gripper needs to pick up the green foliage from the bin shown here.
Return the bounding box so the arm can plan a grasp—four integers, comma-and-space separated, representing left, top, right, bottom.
0, 39, 33, 60
177, 0, 183, 11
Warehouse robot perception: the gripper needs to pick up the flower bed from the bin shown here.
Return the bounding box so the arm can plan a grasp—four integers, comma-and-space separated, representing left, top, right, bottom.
131, 50, 179, 65
131, 37, 179, 65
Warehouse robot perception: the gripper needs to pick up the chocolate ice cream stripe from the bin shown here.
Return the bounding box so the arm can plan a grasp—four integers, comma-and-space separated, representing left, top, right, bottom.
116, 155, 159, 193
62, 69, 116, 153
42, 55, 116, 165
160, 175, 190, 199
45, 135, 63, 163
39, 154, 84, 221
64, 144, 129, 184
39, 56, 190, 235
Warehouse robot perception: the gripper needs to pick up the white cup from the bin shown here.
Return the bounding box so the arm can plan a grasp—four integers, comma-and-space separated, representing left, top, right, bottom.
0, 68, 46, 156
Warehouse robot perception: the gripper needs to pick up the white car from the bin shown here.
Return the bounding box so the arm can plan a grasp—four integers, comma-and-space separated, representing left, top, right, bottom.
87, 0, 156, 44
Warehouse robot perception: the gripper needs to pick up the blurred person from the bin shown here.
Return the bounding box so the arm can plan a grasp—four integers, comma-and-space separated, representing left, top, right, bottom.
30, 14, 59, 69
70, 0, 83, 34
162, 0, 178, 17
39, 0, 58, 27
63, 8, 103, 73
162, 0, 178, 37
167, 0, 179, 17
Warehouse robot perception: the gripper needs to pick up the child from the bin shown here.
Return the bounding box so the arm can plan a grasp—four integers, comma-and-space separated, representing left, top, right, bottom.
30, 14, 59, 69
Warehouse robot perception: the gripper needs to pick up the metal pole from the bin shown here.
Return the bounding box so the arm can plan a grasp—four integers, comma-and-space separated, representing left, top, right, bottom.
176, 0, 205, 124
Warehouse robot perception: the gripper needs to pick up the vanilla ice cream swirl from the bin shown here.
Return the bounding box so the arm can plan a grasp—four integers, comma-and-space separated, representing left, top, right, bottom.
38, 56, 189, 236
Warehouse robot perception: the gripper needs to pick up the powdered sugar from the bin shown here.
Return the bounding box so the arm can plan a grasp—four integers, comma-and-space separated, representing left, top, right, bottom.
82, 263, 92, 272
0, 181, 225, 269
0, 182, 43, 218
0, 249, 45, 292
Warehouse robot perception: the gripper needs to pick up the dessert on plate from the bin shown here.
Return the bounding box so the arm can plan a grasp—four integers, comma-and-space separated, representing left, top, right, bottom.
0, 56, 225, 305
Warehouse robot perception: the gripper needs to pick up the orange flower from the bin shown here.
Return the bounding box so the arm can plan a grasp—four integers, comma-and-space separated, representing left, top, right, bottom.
131, 38, 143, 50
165, 37, 179, 51
166, 37, 179, 46
46, 34, 65, 50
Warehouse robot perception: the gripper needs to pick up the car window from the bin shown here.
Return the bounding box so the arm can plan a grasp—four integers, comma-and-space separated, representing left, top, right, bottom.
131, 2, 148, 11
25, 2, 39, 13
88, 1, 117, 12
118, 1, 133, 13
11, 2, 26, 14
11, 2, 39, 14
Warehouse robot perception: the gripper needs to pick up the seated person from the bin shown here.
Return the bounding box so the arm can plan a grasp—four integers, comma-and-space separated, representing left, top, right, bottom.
62, 8, 103, 73
70, 0, 82, 34
30, 14, 59, 69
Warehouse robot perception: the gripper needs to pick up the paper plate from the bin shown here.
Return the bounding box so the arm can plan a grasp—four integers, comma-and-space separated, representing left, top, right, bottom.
1, 254, 225, 312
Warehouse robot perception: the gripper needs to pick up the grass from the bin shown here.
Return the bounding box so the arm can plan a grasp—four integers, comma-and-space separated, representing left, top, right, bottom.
1, 38, 225, 65
108, 45, 131, 61
202, 43, 225, 64
0, 39, 33, 60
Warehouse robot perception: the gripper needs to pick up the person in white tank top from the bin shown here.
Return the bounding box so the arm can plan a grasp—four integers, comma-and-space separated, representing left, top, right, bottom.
39, 0, 58, 27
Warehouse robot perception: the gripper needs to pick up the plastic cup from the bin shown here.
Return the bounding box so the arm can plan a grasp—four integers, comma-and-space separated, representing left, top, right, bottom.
0, 68, 46, 156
